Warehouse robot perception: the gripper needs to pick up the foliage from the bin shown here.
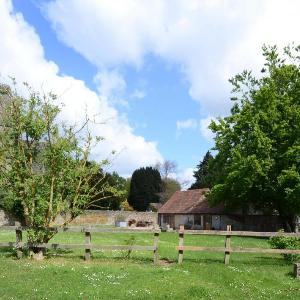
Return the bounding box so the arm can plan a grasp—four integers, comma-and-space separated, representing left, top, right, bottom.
208, 45, 300, 230
0, 82, 115, 249
120, 200, 134, 211
159, 178, 181, 203
88, 170, 129, 210
269, 230, 300, 262
128, 167, 163, 211
123, 235, 136, 259
189, 151, 214, 189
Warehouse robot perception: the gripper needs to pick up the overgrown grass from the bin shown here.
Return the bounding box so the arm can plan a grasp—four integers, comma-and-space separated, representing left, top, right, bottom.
0, 230, 299, 299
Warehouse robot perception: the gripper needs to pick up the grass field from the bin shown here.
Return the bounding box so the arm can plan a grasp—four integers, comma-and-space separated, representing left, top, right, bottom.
0, 229, 300, 300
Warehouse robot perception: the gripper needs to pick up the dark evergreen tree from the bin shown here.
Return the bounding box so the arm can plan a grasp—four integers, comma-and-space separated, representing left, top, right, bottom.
128, 167, 163, 211
190, 151, 214, 189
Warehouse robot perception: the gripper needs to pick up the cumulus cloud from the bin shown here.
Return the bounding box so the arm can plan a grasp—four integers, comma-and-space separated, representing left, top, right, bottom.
172, 168, 195, 190
93, 69, 129, 107
0, 0, 163, 175
94, 69, 126, 98
43, 0, 300, 117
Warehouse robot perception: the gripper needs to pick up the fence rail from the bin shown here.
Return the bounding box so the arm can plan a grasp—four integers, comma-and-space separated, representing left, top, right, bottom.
0, 226, 160, 264
177, 225, 300, 264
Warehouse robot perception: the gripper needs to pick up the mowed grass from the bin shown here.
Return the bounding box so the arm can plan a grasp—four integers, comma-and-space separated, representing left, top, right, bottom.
0, 229, 300, 300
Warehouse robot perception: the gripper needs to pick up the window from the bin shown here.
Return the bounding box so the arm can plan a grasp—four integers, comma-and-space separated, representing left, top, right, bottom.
194, 215, 202, 226
163, 214, 172, 224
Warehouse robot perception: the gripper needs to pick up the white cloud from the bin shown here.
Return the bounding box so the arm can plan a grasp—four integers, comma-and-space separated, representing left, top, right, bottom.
199, 116, 216, 142
0, 0, 163, 175
176, 118, 197, 138
93, 69, 129, 107
130, 89, 145, 100
176, 119, 198, 131
176, 117, 215, 142
94, 69, 126, 99
172, 168, 195, 190
43, 0, 300, 117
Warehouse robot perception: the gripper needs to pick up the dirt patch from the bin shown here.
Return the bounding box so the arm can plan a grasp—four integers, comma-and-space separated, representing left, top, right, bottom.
158, 258, 175, 266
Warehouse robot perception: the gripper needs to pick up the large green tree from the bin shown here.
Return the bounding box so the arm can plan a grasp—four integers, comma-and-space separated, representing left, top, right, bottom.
208, 45, 300, 231
128, 167, 163, 211
0, 82, 115, 257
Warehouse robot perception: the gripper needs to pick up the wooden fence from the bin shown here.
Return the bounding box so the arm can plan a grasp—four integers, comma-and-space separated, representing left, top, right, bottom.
177, 225, 300, 264
0, 226, 160, 264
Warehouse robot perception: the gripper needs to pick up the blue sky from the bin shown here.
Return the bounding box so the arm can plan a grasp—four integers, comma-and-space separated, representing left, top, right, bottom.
1, 0, 300, 186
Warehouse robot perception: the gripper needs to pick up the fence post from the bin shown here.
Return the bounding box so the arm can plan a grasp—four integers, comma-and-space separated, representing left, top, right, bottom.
224, 225, 231, 265
85, 227, 92, 261
294, 263, 300, 279
153, 230, 160, 265
15, 227, 23, 259
178, 225, 184, 264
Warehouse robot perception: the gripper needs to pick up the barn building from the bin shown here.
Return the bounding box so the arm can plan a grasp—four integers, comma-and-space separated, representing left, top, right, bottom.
158, 189, 284, 231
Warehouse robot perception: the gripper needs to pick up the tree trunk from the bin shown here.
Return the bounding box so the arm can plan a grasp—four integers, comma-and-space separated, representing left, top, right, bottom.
27, 229, 54, 260
282, 215, 296, 232
31, 248, 45, 260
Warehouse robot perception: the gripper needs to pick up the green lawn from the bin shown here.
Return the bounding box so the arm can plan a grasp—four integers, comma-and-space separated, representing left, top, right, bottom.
0, 230, 299, 299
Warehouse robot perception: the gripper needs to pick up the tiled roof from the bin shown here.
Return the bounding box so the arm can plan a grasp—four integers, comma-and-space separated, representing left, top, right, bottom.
158, 188, 225, 214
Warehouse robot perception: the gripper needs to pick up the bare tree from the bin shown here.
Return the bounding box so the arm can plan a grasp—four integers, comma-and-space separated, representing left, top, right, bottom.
154, 160, 177, 179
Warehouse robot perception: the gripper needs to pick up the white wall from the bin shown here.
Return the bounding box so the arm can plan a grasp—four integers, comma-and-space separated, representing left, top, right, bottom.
174, 214, 194, 229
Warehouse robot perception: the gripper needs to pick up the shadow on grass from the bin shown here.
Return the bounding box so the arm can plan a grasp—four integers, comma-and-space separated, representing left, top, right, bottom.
179, 256, 290, 267
45, 248, 73, 258
88, 254, 155, 265
42, 249, 157, 265
0, 247, 16, 258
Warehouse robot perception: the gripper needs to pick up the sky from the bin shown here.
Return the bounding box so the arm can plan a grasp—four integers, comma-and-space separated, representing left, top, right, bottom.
0, 0, 300, 187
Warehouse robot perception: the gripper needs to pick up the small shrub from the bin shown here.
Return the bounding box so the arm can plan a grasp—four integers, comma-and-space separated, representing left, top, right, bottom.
120, 200, 134, 211
268, 229, 300, 262
123, 235, 136, 259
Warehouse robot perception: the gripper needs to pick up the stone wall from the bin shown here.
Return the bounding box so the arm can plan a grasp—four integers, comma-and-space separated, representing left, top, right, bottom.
56, 210, 158, 226
0, 209, 158, 227
0, 209, 18, 226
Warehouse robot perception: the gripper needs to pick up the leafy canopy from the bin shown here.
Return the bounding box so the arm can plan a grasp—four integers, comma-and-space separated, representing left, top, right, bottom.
0, 82, 115, 244
208, 45, 300, 228
88, 170, 129, 210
